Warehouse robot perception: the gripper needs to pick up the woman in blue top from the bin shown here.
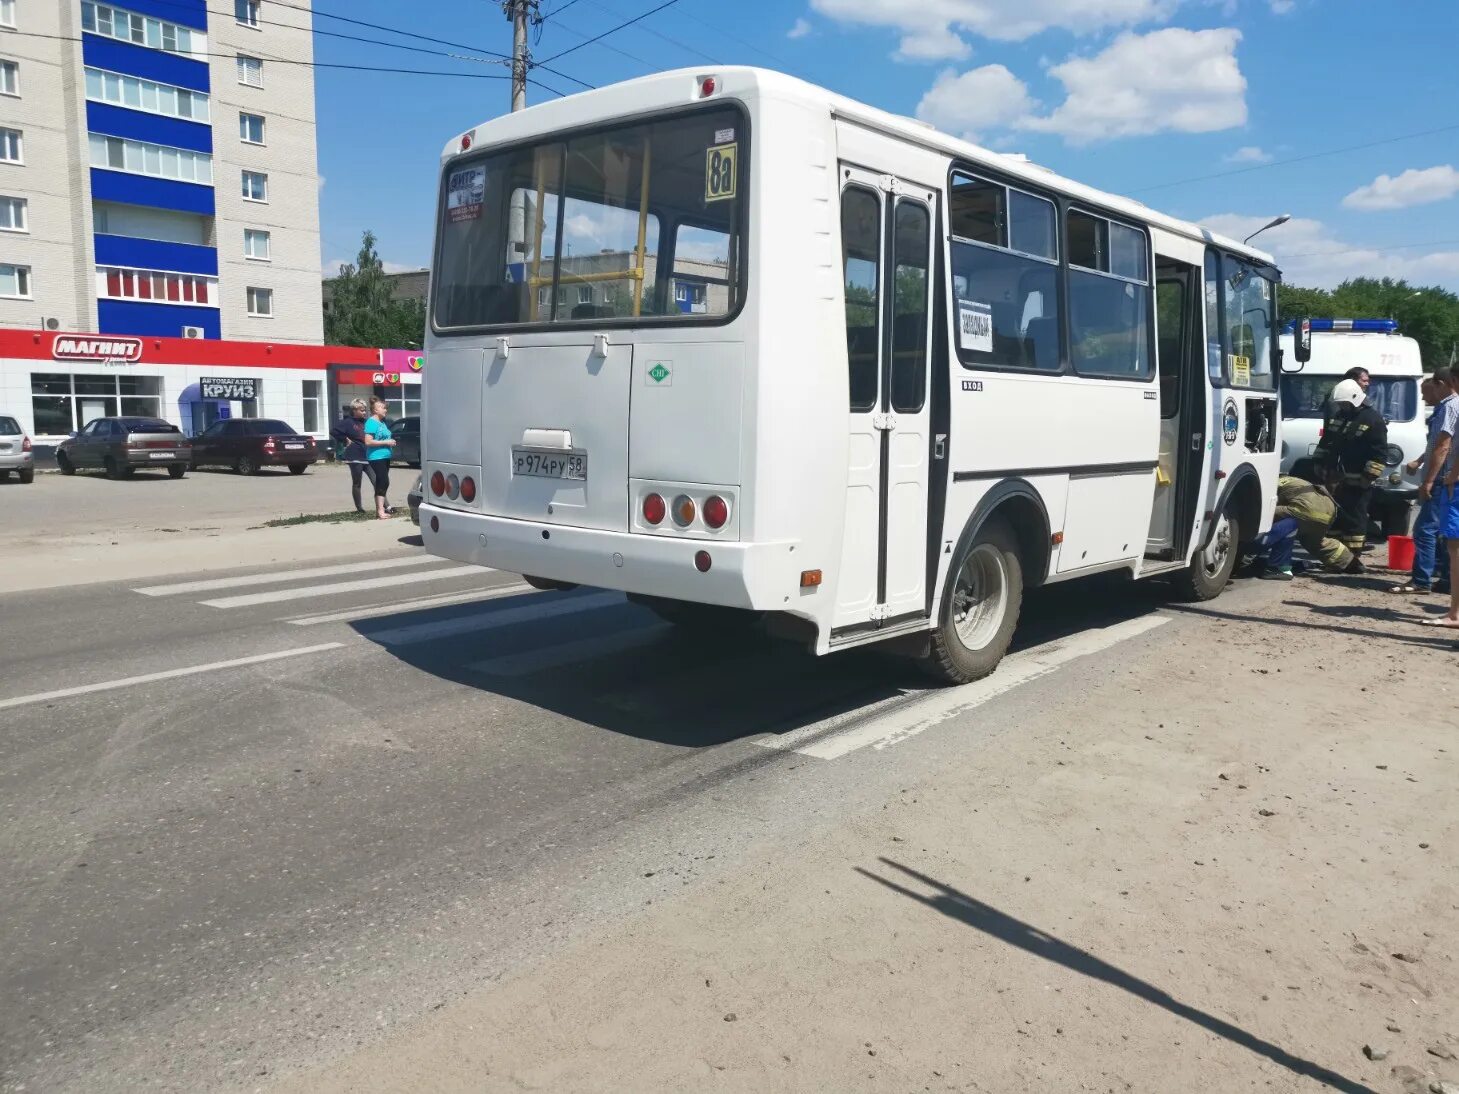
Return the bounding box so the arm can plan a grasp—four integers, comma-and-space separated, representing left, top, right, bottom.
362, 396, 396, 518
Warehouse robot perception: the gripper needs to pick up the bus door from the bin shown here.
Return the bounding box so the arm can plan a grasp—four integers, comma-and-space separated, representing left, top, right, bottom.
834, 167, 937, 633
1146, 259, 1206, 558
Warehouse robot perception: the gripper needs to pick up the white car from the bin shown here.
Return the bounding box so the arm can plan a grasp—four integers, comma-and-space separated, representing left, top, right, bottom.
0, 414, 34, 484
1279, 320, 1425, 535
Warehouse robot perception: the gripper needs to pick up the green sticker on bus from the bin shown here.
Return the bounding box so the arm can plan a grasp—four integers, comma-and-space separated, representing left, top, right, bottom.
705, 142, 737, 203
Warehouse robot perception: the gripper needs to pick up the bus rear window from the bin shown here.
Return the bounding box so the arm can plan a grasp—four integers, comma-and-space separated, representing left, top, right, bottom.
433, 108, 745, 330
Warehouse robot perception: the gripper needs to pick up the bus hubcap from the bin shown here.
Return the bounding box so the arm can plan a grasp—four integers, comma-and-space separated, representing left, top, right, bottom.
1204, 514, 1232, 578
952, 543, 1008, 651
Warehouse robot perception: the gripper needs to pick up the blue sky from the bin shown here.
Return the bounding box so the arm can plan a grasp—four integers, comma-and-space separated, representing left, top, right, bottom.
313, 0, 1459, 290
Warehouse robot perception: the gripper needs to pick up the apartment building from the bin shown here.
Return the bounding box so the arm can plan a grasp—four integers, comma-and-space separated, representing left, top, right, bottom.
0, 0, 324, 345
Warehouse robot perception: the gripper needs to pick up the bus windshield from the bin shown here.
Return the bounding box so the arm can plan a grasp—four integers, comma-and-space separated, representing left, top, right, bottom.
1281, 375, 1418, 422
432, 107, 745, 331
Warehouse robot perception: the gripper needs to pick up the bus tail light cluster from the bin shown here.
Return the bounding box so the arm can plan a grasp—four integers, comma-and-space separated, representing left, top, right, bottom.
637, 486, 734, 535
428, 468, 476, 505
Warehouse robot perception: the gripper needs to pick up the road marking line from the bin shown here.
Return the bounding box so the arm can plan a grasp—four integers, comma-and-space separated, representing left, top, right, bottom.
199, 566, 484, 609
364, 591, 626, 646
760, 615, 1170, 761
134, 555, 446, 596
0, 643, 345, 712
468, 623, 669, 677
287, 582, 534, 626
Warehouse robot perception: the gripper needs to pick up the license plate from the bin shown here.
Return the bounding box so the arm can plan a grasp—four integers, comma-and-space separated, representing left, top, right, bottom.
512, 447, 587, 481
149, 452, 174, 460
284, 444, 304, 450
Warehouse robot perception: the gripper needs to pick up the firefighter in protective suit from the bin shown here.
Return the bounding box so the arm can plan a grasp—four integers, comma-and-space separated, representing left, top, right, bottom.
1315, 377, 1388, 553
1251, 458, 1364, 578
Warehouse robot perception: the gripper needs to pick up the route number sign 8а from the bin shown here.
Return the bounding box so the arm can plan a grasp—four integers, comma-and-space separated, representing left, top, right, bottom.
705, 143, 737, 203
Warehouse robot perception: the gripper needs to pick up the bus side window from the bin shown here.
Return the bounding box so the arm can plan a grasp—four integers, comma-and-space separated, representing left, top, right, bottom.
842, 186, 882, 412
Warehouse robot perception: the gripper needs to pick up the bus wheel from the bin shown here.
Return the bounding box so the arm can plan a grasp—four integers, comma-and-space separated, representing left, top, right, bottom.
1174, 509, 1240, 601
924, 516, 1023, 685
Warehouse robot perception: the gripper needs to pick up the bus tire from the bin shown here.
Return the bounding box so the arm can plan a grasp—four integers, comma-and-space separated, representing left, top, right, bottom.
1173, 508, 1240, 601
923, 515, 1023, 685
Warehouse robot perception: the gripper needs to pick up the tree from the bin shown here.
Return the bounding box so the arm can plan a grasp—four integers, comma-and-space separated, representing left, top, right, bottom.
1279, 277, 1459, 369
324, 230, 426, 349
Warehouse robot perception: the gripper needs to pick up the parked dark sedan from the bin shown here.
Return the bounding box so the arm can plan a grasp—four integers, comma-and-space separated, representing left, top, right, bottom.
189, 418, 320, 475
389, 417, 421, 468
55, 416, 190, 479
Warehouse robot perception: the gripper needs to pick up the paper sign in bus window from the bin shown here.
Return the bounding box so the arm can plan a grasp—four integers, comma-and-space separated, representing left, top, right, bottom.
447, 166, 486, 223
705, 143, 737, 203
958, 300, 994, 354
1229, 353, 1251, 386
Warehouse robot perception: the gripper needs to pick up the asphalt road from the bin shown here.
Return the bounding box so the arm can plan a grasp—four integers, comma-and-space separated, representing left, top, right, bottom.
0, 540, 1272, 1092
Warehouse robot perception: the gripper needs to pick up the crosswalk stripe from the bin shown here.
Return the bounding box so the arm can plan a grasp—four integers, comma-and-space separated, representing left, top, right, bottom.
363, 591, 626, 646
287, 582, 534, 626
135, 555, 445, 596
199, 565, 484, 609
759, 615, 1170, 760
468, 622, 669, 677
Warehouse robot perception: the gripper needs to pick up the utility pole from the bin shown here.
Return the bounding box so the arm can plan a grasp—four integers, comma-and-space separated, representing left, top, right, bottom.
503, 0, 538, 113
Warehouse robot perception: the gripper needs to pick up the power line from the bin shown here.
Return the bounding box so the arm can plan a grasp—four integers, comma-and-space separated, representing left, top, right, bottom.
1135, 122, 1459, 193
542, 15, 659, 69
6, 30, 570, 95
576, 0, 722, 64
537, 0, 683, 65
666, 5, 795, 68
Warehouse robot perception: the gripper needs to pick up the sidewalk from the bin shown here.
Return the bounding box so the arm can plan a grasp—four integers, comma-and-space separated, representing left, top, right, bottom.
277, 574, 1458, 1094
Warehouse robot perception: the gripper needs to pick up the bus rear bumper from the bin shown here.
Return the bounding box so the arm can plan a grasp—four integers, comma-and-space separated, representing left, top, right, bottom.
421, 505, 788, 610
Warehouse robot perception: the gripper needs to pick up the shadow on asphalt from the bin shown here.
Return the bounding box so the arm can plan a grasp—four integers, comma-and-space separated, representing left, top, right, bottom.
856, 858, 1378, 1094
358, 569, 1183, 749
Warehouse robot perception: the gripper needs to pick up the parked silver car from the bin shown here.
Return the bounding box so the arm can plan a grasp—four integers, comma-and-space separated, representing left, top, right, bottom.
0, 415, 34, 483
55, 416, 191, 479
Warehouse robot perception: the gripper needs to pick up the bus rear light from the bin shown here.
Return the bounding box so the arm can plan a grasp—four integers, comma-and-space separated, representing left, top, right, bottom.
800, 569, 822, 588
430, 515, 439, 533
446, 473, 460, 500
460, 133, 473, 151
672, 495, 696, 527
699, 76, 716, 97
703, 495, 728, 529
431, 470, 446, 496
643, 493, 666, 525
694, 550, 712, 573
460, 476, 477, 503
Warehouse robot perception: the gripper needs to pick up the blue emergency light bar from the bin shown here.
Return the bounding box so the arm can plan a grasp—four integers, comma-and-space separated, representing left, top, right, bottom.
1281, 318, 1400, 334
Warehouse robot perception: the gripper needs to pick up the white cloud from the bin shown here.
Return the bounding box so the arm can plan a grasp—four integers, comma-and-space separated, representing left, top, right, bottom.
1024, 28, 1246, 143
915, 65, 1037, 141
1269, 0, 1295, 12
1199, 213, 1459, 290
810, 0, 1177, 59
1225, 145, 1272, 164
788, 17, 813, 39
1342, 165, 1459, 211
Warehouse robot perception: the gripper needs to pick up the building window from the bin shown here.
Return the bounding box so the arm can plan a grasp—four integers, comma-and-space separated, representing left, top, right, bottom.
243, 228, 270, 260
235, 0, 260, 26
301, 379, 321, 432
99, 266, 215, 305
0, 60, 17, 97
0, 0, 14, 28
0, 195, 25, 232
236, 55, 263, 87
238, 112, 265, 144
0, 127, 18, 163
0, 262, 30, 298
246, 286, 273, 316
31, 373, 164, 435
84, 67, 210, 122
577, 285, 592, 305
88, 133, 213, 185
241, 169, 268, 202
81, 2, 203, 58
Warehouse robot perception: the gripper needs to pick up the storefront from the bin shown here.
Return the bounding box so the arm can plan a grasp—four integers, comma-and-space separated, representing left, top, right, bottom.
0, 329, 415, 443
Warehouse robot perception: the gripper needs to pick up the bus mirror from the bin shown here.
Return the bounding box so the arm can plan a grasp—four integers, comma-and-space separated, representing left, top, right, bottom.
1293, 317, 1312, 365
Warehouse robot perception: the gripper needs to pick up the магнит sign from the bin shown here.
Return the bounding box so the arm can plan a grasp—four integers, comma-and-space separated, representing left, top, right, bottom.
199, 377, 259, 400
52, 335, 143, 362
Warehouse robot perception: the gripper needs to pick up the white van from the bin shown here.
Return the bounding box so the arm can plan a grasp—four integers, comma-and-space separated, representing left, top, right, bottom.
1279, 319, 1425, 535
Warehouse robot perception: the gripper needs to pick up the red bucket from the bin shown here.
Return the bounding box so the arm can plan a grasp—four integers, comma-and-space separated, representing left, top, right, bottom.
1387, 535, 1416, 572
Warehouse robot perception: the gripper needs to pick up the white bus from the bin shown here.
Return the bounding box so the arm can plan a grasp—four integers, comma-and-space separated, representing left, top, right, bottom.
420, 67, 1282, 683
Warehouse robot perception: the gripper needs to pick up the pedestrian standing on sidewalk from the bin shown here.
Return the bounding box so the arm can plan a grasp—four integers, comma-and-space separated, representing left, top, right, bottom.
331, 398, 375, 514
1423, 369, 1459, 628
1389, 367, 1456, 596
363, 397, 396, 520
